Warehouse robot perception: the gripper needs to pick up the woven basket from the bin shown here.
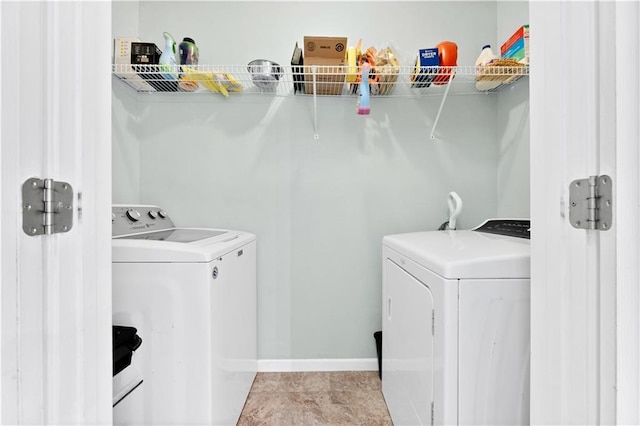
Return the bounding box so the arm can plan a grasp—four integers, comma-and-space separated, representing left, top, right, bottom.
376, 65, 399, 95
477, 59, 526, 84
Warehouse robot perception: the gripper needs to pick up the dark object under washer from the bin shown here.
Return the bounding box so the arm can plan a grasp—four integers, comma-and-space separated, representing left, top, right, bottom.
374, 330, 382, 380
113, 325, 143, 377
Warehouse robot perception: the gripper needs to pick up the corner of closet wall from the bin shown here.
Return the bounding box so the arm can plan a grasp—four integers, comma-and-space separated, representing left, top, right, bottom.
112, 0, 142, 204
496, 0, 531, 218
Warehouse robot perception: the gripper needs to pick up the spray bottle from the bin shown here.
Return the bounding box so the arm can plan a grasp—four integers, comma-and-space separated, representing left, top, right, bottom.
357, 62, 371, 115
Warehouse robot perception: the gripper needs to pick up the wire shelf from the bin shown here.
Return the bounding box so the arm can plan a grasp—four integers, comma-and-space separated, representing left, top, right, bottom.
112, 64, 529, 97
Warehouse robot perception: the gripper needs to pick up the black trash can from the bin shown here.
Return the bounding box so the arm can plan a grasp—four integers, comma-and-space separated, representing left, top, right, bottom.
373, 331, 382, 379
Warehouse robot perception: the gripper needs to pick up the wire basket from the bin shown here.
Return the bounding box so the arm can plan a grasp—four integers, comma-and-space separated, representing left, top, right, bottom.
476, 59, 527, 84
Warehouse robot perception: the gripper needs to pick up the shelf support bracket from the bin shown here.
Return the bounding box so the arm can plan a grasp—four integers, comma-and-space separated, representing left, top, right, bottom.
312, 66, 319, 139
430, 72, 455, 140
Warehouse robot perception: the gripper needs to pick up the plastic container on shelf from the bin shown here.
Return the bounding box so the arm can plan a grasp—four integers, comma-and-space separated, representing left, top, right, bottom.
433, 41, 457, 85
474, 44, 501, 91
179, 37, 199, 66
177, 37, 199, 91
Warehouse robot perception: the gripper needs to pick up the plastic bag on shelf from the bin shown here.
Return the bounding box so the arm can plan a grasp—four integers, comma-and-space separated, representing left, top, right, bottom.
348, 40, 399, 96
181, 67, 243, 97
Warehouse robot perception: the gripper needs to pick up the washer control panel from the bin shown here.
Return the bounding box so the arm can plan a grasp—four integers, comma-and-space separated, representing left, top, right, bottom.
112, 205, 175, 237
473, 219, 531, 239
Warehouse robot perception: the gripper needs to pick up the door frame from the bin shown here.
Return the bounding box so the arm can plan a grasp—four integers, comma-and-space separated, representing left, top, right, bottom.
1, 2, 112, 424
613, 1, 640, 422
530, 1, 640, 424
2, 1, 639, 424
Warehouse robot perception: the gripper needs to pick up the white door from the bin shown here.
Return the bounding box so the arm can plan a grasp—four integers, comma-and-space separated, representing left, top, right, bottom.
0, 2, 112, 425
530, 1, 640, 424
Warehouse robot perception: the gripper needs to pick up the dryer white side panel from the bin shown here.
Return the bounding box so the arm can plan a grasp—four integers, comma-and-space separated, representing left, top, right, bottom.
210, 240, 258, 426
382, 259, 434, 426
458, 279, 531, 425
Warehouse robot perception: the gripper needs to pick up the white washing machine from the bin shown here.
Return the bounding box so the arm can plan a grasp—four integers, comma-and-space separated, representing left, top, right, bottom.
382, 219, 530, 426
112, 205, 257, 426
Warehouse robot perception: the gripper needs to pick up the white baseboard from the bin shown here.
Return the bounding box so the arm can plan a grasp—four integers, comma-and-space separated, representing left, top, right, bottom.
257, 358, 378, 372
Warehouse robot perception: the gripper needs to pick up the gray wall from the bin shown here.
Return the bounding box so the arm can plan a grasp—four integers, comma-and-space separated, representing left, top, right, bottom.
112, 1, 141, 204
497, 2, 530, 217
112, 1, 529, 360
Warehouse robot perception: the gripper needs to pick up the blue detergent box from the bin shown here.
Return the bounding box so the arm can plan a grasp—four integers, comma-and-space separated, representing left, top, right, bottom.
412, 48, 439, 88
502, 37, 529, 64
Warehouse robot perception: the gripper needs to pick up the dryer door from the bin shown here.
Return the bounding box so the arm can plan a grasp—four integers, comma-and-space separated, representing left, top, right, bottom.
383, 259, 434, 425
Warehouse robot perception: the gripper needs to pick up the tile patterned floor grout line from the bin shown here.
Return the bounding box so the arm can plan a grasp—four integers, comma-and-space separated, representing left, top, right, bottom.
237, 371, 392, 425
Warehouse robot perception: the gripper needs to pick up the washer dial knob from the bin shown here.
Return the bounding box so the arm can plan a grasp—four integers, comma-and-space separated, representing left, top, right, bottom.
126, 209, 141, 222
158, 210, 167, 219
148, 210, 158, 219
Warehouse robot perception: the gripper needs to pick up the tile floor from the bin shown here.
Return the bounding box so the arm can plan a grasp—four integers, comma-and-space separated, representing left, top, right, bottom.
237, 371, 392, 425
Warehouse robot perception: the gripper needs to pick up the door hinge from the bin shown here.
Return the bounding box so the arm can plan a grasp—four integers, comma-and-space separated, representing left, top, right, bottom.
431, 401, 434, 425
569, 175, 612, 231
22, 177, 73, 236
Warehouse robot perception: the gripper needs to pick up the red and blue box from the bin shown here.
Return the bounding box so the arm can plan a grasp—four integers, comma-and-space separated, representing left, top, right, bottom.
501, 25, 529, 64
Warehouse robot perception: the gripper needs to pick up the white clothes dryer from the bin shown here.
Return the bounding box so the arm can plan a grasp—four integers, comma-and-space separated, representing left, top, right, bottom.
382, 219, 530, 426
112, 205, 257, 426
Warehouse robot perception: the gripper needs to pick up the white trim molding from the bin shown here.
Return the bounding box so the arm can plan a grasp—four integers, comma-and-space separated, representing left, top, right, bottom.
615, 1, 640, 423
258, 358, 378, 373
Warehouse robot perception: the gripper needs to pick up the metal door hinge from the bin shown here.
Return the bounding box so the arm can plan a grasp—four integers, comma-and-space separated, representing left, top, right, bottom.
22, 177, 73, 236
431, 401, 434, 425
569, 175, 612, 231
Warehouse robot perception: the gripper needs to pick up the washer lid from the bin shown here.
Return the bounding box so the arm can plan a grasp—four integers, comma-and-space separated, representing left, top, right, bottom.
114, 228, 227, 243
383, 230, 530, 279
112, 228, 255, 263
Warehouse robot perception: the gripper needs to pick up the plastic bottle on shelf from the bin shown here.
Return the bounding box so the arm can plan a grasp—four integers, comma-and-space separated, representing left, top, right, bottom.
475, 44, 501, 91
433, 40, 458, 85
159, 32, 178, 81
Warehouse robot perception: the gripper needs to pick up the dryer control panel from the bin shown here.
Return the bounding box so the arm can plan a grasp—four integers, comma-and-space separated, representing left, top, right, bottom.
112, 205, 175, 237
473, 219, 530, 239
